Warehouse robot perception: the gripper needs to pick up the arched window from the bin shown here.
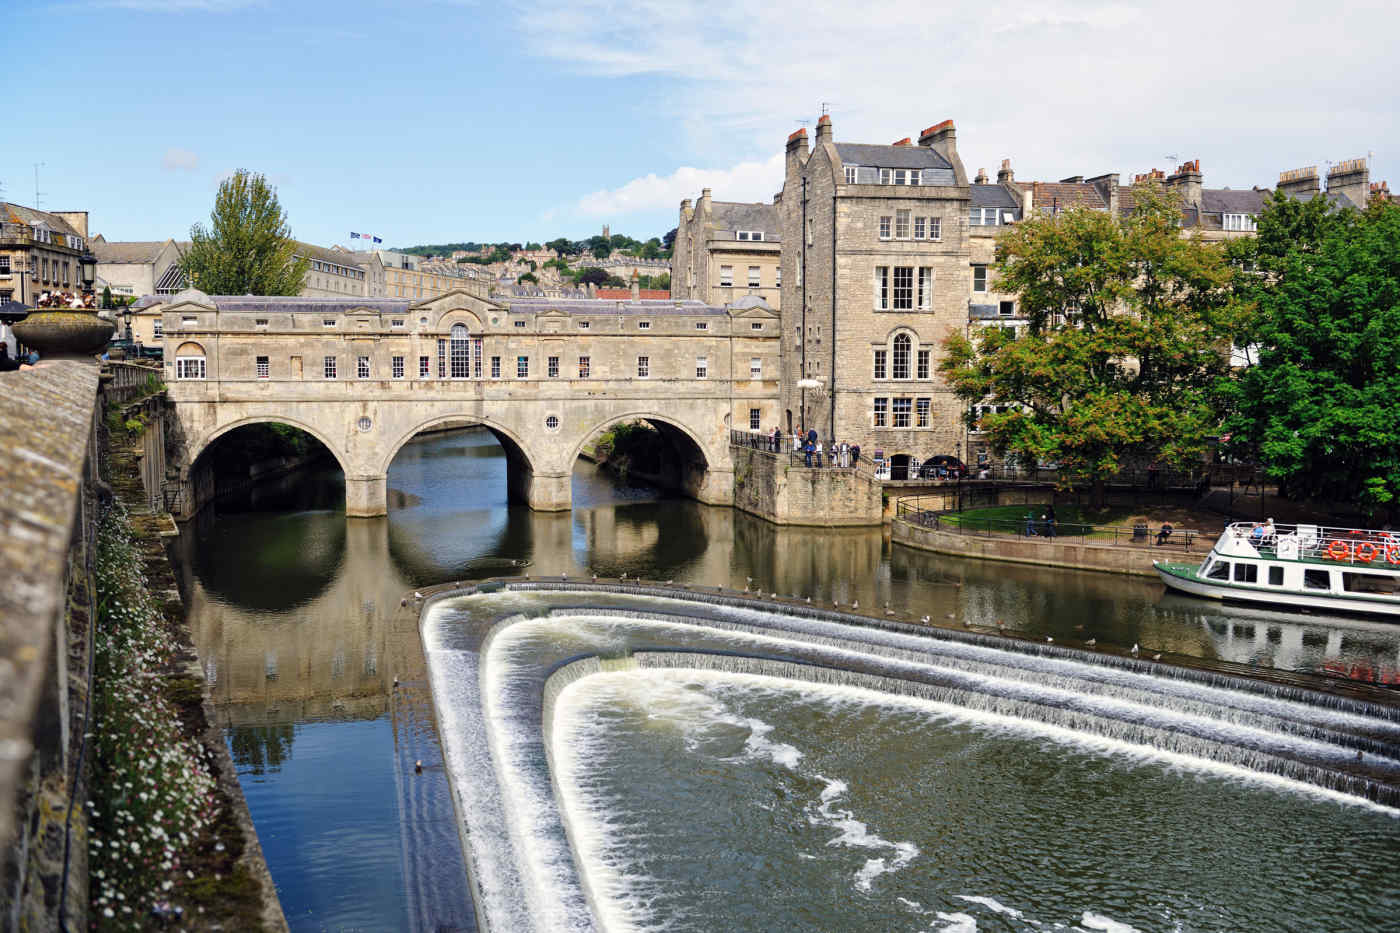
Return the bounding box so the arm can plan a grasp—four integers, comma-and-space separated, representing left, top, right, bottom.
450, 323, 470, 378
175, 341, 205, 380
892, 333, 911, 380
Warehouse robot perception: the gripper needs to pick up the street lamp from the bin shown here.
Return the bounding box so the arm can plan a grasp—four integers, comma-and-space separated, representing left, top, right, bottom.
80, 249, 97, 296
955, 440, 963, 512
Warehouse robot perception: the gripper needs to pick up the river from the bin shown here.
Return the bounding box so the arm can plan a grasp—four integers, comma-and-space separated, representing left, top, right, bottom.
175, 428, 1400, 930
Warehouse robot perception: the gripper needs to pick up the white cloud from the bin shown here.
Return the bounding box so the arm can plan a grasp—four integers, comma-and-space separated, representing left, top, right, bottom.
515, 0, 1400, 199
576, 153, 784, 217
161, 147, 200, 172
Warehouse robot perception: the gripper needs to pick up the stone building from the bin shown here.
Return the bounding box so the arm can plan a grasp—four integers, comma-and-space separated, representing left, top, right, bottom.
778, 116, 972, 479
296, 241, 380, 297
672, 190, 781, 309
90, 236, 183, 301
0, 203, 91, 306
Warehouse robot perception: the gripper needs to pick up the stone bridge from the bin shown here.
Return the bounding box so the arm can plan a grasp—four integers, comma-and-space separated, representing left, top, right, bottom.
157, 287, 781, 517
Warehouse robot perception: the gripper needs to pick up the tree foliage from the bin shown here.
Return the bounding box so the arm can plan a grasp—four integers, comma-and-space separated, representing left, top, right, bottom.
179, 170, 308, 295
1219, 198, 1400, 514
940, 183, 1234, 499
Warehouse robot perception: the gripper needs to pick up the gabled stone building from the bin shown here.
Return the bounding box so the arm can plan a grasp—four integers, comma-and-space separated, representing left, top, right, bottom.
778, 116, 972, 478
672, 190, 781, 309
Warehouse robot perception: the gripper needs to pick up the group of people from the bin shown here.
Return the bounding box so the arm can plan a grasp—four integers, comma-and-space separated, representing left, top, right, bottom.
0, 347, 41, 372
1023, 506, 1058, 538
34, 290, 97, 309
777, 428, 860, 469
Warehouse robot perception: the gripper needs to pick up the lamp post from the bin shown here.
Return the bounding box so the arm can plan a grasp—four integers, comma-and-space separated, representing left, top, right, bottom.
955, 440, 963, 512
80, 249, 97, 299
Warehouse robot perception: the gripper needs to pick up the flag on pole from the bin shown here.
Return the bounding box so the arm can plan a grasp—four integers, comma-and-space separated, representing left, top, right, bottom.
350, 232, 360, 239
373, 236, 382, 244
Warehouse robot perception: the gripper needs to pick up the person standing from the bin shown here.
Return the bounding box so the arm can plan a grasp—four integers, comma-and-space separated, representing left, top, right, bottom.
851, 444, 860, 467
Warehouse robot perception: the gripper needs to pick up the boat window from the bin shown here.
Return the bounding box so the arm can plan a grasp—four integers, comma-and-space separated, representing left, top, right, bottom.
1303, 569, 1331, 591
1233, 563, 1258, 583
1268, 566, 1284, 586
1205, 560, 1230, 581
1341, 572, 1400, 595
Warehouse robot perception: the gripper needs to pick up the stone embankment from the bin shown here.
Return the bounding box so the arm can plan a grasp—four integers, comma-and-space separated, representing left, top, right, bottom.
730, 444, 883, 526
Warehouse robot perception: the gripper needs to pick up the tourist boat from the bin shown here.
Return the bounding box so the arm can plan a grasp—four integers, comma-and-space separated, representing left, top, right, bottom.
1155, 522, 1400, 618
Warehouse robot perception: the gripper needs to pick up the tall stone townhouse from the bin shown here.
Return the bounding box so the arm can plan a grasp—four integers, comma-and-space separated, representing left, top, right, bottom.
672, 191, 781, 310
0, 203, 92, 307
777, 115, 973, 479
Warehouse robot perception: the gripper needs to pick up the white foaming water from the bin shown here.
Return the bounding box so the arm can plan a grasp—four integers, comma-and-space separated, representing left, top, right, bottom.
931, 912, 979, 932
956, 895, 1024, 919
1079, 911, 1143, 933
809, 777, 920, 892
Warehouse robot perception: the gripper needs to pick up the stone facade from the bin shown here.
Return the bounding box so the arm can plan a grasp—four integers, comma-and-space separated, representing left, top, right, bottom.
158, 285, 781, 517
672, 189, 781, 310
0, 204, 90, 307
90, 236, 183, 301
731, 445, 881, 526
779, 117, 972, 478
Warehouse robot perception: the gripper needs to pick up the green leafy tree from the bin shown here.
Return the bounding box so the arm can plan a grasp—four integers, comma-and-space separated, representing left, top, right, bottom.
587, 235, 613, 259
101, 285, 113, 309
517, 271, 539, 285
179, 170, 308, 295
1219, 199, 1400, 515
940, 183, 1234, 503
546, 237, 580, 257
575, 266, 611, 287
639, 239, 661, 259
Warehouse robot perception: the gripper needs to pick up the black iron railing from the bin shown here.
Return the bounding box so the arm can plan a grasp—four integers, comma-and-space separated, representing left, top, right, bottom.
895, 497, 1207, 552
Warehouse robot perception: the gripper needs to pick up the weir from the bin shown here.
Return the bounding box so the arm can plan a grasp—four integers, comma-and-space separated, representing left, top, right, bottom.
418, 582, 1400, 933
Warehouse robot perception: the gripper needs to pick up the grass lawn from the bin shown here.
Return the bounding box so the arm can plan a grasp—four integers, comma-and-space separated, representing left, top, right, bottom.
932, 503, 1225, 542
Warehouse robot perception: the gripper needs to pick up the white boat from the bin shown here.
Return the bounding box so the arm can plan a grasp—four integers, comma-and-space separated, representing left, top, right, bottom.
1155, 521, 1400, 619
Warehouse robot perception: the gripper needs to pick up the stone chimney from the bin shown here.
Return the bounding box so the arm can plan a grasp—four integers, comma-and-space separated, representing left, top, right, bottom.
700, 188, 712, 214
1371, 180, 1394, 204
680, 197, 692, 214
814, 114, 833, 146
1133, 168, 1165, 184
892, 137, 912, 147
785, 127, 809, 176
997, 159, 1014, 184
1277, 165, 1320, 199
54, 211, 89, 239
1165, 159, 1202, 207
1326, 158, 1370, 208
974, 167, 988, 184
1087, 172, 1120, 215
630, 268, 640, 301
917, 119, 955, 151
587, 281, 597, 298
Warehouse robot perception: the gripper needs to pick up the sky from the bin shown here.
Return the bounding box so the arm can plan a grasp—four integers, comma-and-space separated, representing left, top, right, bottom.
6, 0, 1398, 250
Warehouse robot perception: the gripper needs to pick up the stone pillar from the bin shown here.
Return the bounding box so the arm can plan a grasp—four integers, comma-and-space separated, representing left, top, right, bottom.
521, 471, 571, 512
345, 473, 387, 518
685, 465, 735, 506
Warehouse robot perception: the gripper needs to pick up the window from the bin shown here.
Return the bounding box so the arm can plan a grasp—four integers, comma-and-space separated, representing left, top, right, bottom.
256, 356, 269, 379
969, 207, 1000, 226
695, 321, 708, 330
893, 398, 912, 427
750, 322, 764, 331
1303, 569, 1331, 591
873, 397, 888, 427
845, 165, 858, 184
1223, 213, 1257, 232
917, 349, 930, 379
357, 356, 370, 379
182, 316, 196, 326
391, 319, 404, 328
749, 408, 761, 430
152, 320, 163, 338
973, 265, 988, 292
916, 397, 930, 427
419, 355, 430, 378
1233, 563, 1258, 583
749, 357, 762, 379
323, 356, 337, 379
323, 319, 336, 327
0, 256, 10, 274
720, 265, 733, 287
579, 320, 591, 329
879, 216, 892, 240
776, 267, 781, 287
1206, 561, 1230, 581
437, 338, 447, 378
578, 356, 590, 378
696, 356, 708, 378
517, 355, 529, 378
929, 218, 942, 240
873, 349, 887, 379
875, 266, 890, 309
638, 321, 650, 329
913, 216, 926, 239
891, 334, 912, 379
545, 415, 560, 430
491, 356, 501, 378
255, 318, 269, 328
450, 323, 471, 377
895, 210, 911, 239
176, 356, 205, 380
917, 267, 932, 309
892, 266, 914, 310
637, 355, 649, 378
879, 168, 914, 185
548, 355, 559, 378
736, 230, 765, 241
880, 168, 892, 185
514, 320, 526, 328
999, 300, 1015, 317
748, 266, 761, 287
1343, 573, 1400, 595
1268, 566, 1284, 586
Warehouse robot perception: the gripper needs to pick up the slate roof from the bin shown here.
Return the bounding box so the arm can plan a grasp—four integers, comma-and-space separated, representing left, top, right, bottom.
293, 241, 368, 268
836, 143, 952, 171
1016, 181, 1108, 211
1200, 189, 1269, 214
971, 185, 1020, 209
504, 297, 728, 315
203, 296, 413, 314
709, 201, 780, 238
0, 203, 83, 238
91, 239, 169, 264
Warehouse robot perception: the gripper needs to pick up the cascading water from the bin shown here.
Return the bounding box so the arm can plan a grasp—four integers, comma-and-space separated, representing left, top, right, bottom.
420, 585, 1400, 933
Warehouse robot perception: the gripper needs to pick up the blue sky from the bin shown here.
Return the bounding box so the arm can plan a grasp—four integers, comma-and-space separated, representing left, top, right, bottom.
8, 0, 1398, 250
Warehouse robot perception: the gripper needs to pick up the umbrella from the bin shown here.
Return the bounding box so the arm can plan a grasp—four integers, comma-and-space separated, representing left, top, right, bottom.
0, 300, 30, 324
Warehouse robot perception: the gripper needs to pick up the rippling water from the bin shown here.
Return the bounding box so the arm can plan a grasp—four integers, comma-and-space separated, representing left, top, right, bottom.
177, 428, 1400, 929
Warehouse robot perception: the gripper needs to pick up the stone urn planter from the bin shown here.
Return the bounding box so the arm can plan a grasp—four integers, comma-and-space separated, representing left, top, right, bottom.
12, 310, 115, 357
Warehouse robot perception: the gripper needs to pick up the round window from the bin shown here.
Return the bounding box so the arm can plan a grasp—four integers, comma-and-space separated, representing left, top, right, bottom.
418, 316, 428, 325
490, 316, 500, 326
356, 416, 372, 432
545, 415, 560, 431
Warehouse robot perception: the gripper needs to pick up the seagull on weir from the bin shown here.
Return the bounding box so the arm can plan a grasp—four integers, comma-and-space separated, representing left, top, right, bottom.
1046, 636, 1054, 644
1085, 638, 1097, 647
1153, 653, 1162, 661
413, 591, 423, 600
920, 615, 930, 624
1131, 643, 1140, 656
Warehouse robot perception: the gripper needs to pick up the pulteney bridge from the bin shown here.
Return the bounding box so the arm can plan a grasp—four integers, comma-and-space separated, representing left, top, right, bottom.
157, 286, 781, 517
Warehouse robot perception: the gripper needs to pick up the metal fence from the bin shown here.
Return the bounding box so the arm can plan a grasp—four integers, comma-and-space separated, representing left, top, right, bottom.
728, 430, 867, 471
895, 498, 1207, 552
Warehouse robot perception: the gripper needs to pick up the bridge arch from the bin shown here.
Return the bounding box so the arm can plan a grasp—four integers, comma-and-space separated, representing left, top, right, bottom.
379, 413, 552, 510
572, 410, 728, 505
188, 414, 352, 478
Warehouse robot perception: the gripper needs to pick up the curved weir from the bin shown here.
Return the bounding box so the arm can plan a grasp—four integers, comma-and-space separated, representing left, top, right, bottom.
420, 584, 1400, 933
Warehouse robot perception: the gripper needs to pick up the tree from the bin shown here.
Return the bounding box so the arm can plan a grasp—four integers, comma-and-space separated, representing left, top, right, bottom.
1219, 199, 1400, 516
101, 285, 113, 309
940, 183, 1234, 503
663, 227, 678, 253
575, 266, 611, 287
546, 237, 580, 257
639, 239, 661, 259
517, 272, 538, 285
525, 242, 542, 251
179, 170, 308, 295
587, 235, 613, 259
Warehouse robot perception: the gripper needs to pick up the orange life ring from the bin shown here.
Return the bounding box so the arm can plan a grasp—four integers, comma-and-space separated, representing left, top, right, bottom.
1355, 542, 1379, 563
1324, 540, 1352, 562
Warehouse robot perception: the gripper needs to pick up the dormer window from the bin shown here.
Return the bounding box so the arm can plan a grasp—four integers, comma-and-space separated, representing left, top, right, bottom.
736, 231, 765, 242
845, 165, 858, 184
879, 168, 919, 185
1223, 213, 1257, 232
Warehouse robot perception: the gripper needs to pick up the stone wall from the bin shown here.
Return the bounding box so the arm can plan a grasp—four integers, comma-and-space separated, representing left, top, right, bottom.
731, 444, 882, 526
